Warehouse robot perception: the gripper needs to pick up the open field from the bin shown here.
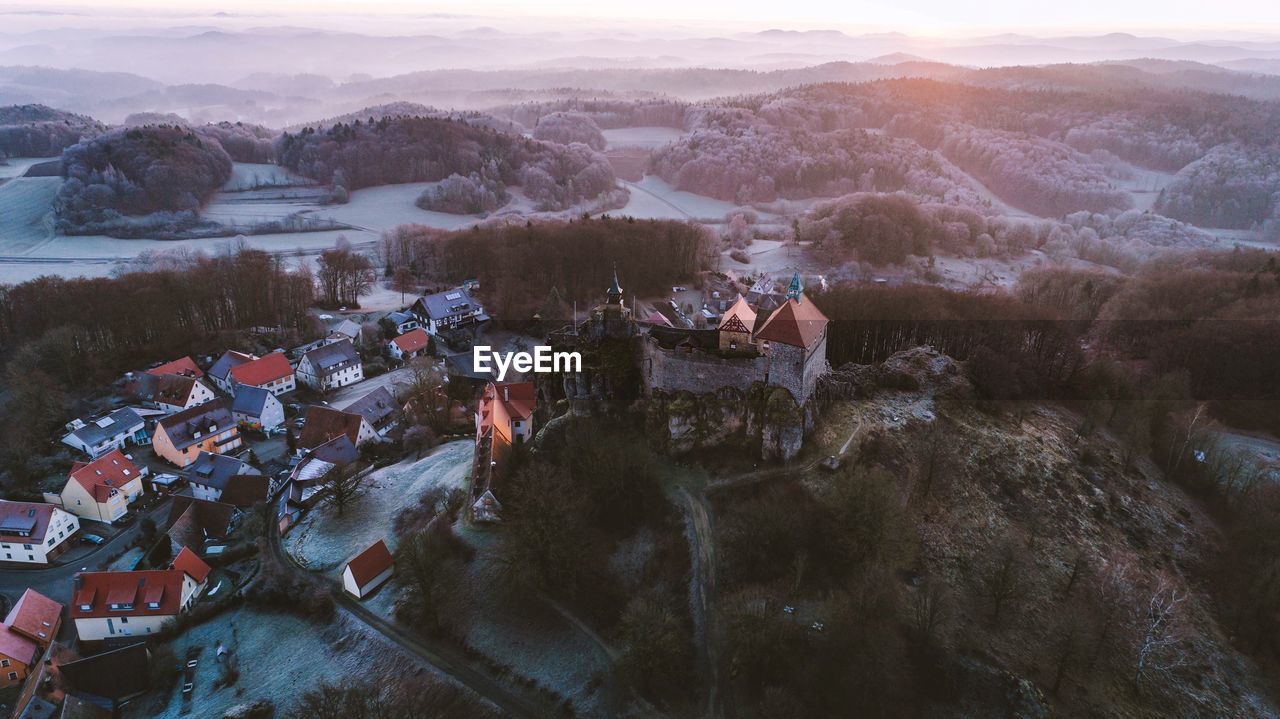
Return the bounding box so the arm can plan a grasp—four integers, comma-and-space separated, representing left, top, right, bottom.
284, 439, 472, 573
0, 157, 47, 179
602, 126, 686, 150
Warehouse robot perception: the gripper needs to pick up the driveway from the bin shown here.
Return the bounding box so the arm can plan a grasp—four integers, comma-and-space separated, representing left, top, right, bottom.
327, 365, 415, 409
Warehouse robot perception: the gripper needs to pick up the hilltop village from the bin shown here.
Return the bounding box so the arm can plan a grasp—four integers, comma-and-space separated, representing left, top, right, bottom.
0, 265, 840, 718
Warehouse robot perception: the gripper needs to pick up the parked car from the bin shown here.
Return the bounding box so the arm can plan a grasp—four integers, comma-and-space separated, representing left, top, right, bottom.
81, 534, 105, 545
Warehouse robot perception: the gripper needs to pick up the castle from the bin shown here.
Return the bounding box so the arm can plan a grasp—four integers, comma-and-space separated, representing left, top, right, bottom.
641, 272, 831, 405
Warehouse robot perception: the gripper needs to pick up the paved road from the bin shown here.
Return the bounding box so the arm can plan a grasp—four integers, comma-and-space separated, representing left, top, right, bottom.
265, 526, 553, 718
328, 365, 415, 409
0, 497, 172, 614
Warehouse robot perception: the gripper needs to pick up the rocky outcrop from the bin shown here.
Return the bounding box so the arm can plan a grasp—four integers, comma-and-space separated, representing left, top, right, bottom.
646, 382, 805, 461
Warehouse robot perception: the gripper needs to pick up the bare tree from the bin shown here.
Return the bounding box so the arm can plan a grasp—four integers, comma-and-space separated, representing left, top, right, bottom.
980, 535, 1031, 624
323, 463, 366, 516
1131, 573, 1190, 690
909, 576, 953, 650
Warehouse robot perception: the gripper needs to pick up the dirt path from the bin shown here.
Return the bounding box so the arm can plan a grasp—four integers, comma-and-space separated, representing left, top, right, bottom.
669, 482, 729, 719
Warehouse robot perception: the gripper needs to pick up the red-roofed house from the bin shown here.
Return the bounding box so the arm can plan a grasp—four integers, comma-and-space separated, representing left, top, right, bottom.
227, 351, 296, 396
343, 540, 393, 599
470, 381, 536, 523
297, 406, 377, 453
147, 357, 203, 379
70, 550, 209, 641
59, 450, 146, 523
0, 589, 61, 687
0, 500, 79, 564
387, 328, 430, 361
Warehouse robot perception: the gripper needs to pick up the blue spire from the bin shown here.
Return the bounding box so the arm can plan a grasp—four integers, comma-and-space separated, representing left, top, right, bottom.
786, 272, 802, 301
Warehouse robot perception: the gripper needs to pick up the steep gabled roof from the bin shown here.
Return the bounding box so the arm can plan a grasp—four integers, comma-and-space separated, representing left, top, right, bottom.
228, 351, 292, 387
153, 374, 200, 407
4, 588, 62, 645
391, 328, 430, 354
414, 287, 479, 320
298, 406, 365, 450
0, 624, 37, 665
753, 293, 829, 349
155, 400, 235, 451
170, 547, 211, 584
70, 571, 185, 619
302, 339, 359, 374
208, 350, 254, 381
67, 450, 141, 503
147, 357, 202, 378
64, 408, 145, 449
346, 540, 393, 588
343, 387, 400, 430
230, 385, 273, 417
0, 500, 56, 545
166, 496, 236, 551
718, 295, 757, 333
58, 642, 151, 703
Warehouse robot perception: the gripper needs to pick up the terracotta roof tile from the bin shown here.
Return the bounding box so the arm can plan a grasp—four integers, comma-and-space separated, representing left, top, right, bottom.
753, 294, 829, 349
298, 406, 364, 450
146, 357, 202, 378
391, 328, 430, 354
346, 540, 393, 588
228, 351, 293, 388
67, 450, 141, 504
4, 588, 62, 645
171, 546, 211, 584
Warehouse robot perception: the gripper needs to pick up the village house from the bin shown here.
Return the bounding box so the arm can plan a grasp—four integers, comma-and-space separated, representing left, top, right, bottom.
470, 381, 536, 523
343, 540, 394, 599
0, 500, 80, 564
151, 400, 241, 468
385, 310, 419, 335
58, 450, 146, 524
388, 327, 430, 361
298, 405, 377, 452
226, 351, 296, 396
329, 318, 364, 346
129, 373, 216, 414
296, 339, 363, 391
207, 350, 255, 394
0, 589, 62, 687
69, 547, 210, 642
187, 452, 268, 507
277, 434, 358, 533
146, 356, 203, 379
165, 496, 239, 557
411, 286, 488, 336
343, 386, 402, 437
61, 408, 148, 458
230, 385, 285, 431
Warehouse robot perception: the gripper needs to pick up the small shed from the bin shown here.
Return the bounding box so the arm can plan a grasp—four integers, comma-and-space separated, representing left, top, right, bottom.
343, 539, 394, 599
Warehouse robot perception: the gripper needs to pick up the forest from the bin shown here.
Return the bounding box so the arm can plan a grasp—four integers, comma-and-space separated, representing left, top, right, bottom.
53, 124, 233, 235
276, 114, 625, 211
379, 217, 714, 318
0, 103, 104, 158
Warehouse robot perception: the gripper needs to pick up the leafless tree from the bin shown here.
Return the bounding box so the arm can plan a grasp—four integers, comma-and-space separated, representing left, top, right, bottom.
323, 463, 366, 516
1131, 573, 1191, 690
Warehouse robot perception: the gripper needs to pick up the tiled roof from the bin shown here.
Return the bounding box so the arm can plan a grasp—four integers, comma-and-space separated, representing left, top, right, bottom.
303, 339, 359, 375
346, 540, 393, 588
208, 350, 254, 381
59, 642, 151, 703
414, 287, 479, 321
188, 452, 266, 506
166, 496, 236, 550
230, 385, 273, 417
153, 374, 200, 407
753, 293, 829, 349
65, 408, 144, 449
343, 387, 400, 430
0, 624, 37, 665
391, 328, 430, 354
298, 406, 364, 450
70, 570, 186, 619
171, 547, 211, 584
155, 400, 235, 451
718, 295, 757, 332
4, 588, 62, 644
0, 500, 56, 545
228, 351, 292, 387
146, 357, 202, 378
67, 450, 141, 504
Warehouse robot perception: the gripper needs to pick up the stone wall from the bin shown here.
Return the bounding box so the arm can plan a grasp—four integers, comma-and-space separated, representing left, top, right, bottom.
642, 337, 769, 396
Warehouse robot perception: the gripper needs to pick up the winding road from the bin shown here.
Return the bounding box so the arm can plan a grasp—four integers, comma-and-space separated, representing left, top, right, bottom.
265, 526, 554, 719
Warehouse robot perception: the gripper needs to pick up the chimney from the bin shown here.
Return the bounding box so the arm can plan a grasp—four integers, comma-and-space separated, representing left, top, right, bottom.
503, 386, 509, 402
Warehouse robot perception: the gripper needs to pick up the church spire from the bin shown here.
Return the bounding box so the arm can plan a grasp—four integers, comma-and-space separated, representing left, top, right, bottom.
607, 266, 623, 304
786, 271, 803, 302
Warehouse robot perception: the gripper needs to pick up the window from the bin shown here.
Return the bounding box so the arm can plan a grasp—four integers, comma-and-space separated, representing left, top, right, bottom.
22, 544, 30, 550
7, 672, 15, 681
2, 659, 9, 667
120, 617, 128, 624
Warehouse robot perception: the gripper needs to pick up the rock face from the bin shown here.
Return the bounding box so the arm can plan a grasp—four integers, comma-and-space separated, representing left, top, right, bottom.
646, 383, 806, 461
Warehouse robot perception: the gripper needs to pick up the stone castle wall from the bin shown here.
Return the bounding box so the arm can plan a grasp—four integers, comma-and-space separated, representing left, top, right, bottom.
642, 338, 769, 396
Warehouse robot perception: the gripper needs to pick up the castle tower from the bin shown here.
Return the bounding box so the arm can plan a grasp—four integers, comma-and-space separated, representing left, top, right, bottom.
589, 267, 633, 340
785, 271, 803, 301
754, 280, 830, 404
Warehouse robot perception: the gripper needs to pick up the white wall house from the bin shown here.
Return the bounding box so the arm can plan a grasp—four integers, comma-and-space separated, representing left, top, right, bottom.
0, 501, 80, 565
70, 549, 209, 642
296, 339, 363, 392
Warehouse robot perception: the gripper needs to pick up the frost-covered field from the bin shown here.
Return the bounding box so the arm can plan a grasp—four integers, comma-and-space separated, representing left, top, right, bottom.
124, 608, 488, 719
221, 162, 315, 191
0, 176, 59, 253
0, 157, 47, 179
284, 439, 472, 573
615, 175, 765, 222
602, 126, 686, 150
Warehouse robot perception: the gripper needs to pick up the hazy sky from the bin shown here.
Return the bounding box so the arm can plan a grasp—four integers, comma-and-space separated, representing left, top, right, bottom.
2, 0, 1276, 35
